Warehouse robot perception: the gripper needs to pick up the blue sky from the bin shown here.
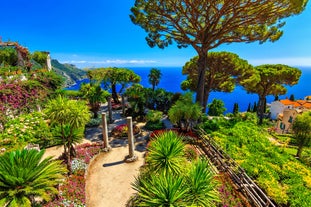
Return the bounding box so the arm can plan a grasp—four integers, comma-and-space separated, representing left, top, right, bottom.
1, 0, 311, 68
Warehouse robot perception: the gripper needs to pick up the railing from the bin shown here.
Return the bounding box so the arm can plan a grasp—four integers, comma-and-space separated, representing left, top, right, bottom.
193, 131, 277, 207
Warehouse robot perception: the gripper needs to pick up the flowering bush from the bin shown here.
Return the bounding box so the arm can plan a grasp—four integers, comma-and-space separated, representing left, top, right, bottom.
0, 112, 53, 151
44, 143, 104, 207
111, 124, 140, 138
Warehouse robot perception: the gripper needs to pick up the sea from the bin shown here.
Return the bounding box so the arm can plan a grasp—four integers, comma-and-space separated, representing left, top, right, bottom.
65, 67, 311, 114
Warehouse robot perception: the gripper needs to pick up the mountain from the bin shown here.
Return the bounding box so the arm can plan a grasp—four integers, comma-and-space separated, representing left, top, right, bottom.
51, 59, 87, 87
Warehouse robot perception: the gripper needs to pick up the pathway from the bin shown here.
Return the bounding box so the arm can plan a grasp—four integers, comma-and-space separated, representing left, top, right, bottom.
85, 107, 149, 207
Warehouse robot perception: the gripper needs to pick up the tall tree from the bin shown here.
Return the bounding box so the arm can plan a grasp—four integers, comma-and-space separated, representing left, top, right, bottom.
181, 51, 253, 111
241, 64, 301, 124
44, 96, 90, 173
148, 68, 162, 91
0, 149, 67, 207
130, 0, 307, 108
87, 67, 141, 103
292, 111, 311, 158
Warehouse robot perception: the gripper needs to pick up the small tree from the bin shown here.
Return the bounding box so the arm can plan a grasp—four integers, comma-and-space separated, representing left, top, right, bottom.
44, 96, 90, 173
79, 83, 110, 118
207, 99, 226, 116
148, 68, 162, 91
168, 92, 202, 131
292, 111, 311, 158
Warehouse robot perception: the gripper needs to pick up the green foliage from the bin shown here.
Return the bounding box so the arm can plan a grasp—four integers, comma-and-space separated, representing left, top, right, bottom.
132, 172, 188, 207
79, 83, 110, 118
132, 131, 219, 206
233, 102, 239, 115
130, 0, 306, 106
148, 68, 162, 91
0, 47, 18, 66
145, 110, 164, 130
208, 119, 311, 206
146, 110, 162, 122
207, 99, 226, 116
32, 51, 48, 68
85, 115, 102, 127
124, 84, 146, 120
168, 92, 202, 131
1, 112, 54, 150
62, 89, 82, 99
87, 67, 141, 103
147, 131, 186, 175
0, 149, 67, 206
241, 64, 301, 124
292, 111, 311, 158
145, 88, 174, 112
182, 52, 253, 109
44, 96, 91, 173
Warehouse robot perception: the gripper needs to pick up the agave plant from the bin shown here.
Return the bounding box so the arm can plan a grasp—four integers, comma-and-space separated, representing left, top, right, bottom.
0, 149, 67, 207
132, 172, 187, 207
146, 131, 186, 175
185, 158, 220, 206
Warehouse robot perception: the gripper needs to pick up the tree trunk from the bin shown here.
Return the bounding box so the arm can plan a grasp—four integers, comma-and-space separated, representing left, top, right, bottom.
203, 83, 211, 113
258, 95, 266, 125
195, 52, 208, 109
111, 84, 119, 103
67, 142, 72, 174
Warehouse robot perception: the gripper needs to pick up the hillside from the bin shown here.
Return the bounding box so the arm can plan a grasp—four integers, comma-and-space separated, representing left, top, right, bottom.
51, 59, 87, 87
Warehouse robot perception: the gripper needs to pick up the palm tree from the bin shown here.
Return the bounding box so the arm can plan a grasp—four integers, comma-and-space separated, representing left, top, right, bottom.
0, 149, 67, 207
146, 131, 186, 175
148, 68, 162, 91
44, 95, 90, 173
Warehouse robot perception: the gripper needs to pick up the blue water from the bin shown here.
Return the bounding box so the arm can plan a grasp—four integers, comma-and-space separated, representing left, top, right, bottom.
66, 67, 311, 113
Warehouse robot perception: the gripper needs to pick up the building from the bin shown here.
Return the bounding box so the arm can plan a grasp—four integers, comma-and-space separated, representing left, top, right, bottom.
270, 96, 311, 133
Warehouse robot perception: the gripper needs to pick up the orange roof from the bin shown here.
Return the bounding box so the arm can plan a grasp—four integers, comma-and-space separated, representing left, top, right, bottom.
280, 99, 311, 109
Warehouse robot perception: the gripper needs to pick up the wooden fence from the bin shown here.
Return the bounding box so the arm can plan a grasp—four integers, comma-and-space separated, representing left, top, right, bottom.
192, 132, 278, 207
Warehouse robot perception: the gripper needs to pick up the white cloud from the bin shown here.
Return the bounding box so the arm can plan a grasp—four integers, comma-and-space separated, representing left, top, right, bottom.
248, 57, 311, 67
61, 59, 157, 67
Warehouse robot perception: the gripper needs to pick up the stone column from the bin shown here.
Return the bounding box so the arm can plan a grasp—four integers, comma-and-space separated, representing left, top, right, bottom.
125, 116, 137, 162
102, 113, 111, 151
107, 97, 113, 124
46, 53, 52, 71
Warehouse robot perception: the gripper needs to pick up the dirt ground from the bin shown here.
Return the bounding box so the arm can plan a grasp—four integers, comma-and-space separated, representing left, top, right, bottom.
85, 146, 145, 207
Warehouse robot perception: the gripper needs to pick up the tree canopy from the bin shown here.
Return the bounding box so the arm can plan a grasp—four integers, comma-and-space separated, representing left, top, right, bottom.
241, 64, 301, 124
87, 67, 141, 103
130, 0, 308, 107
181, 51, 253, 111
